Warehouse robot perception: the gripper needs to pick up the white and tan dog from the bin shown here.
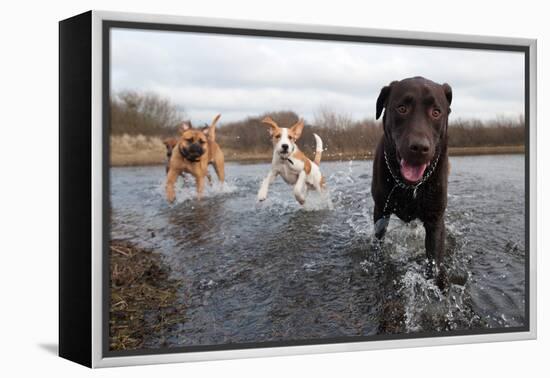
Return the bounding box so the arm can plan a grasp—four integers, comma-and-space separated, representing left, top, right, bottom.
257, 117, 325, 205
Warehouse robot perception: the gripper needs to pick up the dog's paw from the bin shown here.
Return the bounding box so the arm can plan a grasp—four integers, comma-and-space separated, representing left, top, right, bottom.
167, 192, 176, 204
374, 216, 390, 239
257, 191, 267, 202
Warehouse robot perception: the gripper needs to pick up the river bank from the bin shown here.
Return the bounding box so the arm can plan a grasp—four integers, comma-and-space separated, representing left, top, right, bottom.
109, 240, 186, 351
110, 134, 525, 166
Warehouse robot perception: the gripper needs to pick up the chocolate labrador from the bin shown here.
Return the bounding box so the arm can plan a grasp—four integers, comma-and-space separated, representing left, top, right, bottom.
371, 77, 452, 287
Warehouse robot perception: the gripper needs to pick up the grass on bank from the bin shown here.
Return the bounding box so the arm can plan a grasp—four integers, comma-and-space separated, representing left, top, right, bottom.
109, 240, 186, 351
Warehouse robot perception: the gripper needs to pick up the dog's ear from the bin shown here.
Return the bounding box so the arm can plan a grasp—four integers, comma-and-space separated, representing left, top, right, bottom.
261, 117, 280, 136
201, 125, 213, 141
163, 138, 177, 153
179, 121, 192, 134
376, 82, 396, 120
290, 119, 305, 140
442, 83, 453, 108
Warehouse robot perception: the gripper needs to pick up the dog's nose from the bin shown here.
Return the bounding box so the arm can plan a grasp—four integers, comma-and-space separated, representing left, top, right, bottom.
409, 138, 430, 155
189, 144, 204, 155
281, 144, 289, 151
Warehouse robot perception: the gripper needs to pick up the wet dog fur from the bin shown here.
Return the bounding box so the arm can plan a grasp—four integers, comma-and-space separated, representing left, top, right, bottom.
371, 77, 452, 287
165, 114, 225, 202
257, 117, 324, 205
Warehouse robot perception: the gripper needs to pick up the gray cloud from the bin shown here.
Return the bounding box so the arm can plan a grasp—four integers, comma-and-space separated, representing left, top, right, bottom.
111, 28, 524, 125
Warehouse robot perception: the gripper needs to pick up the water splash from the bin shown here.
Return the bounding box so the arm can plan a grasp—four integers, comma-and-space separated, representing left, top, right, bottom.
155, 176, 239, 205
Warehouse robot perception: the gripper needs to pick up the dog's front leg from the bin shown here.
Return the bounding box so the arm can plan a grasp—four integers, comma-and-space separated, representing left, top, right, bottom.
373, 204, 390, 240
257, 170, 277, 201
196, 176, 206, 200
166, 168, 181, 203
293, 171, 307, 205
424, 218, 447, 288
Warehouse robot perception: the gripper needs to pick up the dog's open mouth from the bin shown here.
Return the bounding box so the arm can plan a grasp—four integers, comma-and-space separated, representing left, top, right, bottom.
400, 159, 428, 183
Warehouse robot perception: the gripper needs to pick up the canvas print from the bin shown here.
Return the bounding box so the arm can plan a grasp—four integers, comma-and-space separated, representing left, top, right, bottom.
107, 27, 527, 353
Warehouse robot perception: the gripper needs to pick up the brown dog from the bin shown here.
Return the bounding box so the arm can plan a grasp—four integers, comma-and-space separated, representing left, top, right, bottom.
163, 128, 214, 182
165, 114, 225, 202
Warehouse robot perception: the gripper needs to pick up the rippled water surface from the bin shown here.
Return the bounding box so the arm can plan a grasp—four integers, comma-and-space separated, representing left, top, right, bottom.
110, 155, 526, 348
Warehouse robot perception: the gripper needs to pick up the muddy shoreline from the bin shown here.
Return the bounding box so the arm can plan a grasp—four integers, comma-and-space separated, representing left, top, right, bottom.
109, 240, 186, 351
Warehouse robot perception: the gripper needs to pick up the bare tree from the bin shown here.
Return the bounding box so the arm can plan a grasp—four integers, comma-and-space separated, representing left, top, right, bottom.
110, 91, 185, 136
314, 105, 354, 129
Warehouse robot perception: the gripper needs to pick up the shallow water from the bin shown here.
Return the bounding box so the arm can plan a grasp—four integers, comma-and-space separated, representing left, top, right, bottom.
110, 155, 526, 348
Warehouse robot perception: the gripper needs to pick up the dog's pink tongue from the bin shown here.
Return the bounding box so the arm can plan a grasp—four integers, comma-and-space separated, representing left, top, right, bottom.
400, 159, 428, 183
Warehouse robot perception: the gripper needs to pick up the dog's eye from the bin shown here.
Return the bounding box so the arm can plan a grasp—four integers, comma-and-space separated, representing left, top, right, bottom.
186, 138, 193, 143
431, 109, 442, 118
396, 105, 408, 114
275, 135, 281, 139
199, 140, 206, 144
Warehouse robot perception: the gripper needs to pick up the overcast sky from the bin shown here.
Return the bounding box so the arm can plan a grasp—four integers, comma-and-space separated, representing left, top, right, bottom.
111, 28, 524, 125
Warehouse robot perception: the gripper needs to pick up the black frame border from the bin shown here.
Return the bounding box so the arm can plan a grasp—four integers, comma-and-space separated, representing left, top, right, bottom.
59, 11, 93, 367
101, 19, 531, 359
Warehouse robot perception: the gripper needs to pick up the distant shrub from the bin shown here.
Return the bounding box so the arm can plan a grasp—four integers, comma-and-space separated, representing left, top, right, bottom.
110, 91, 186, 136
448, 116, 525, 147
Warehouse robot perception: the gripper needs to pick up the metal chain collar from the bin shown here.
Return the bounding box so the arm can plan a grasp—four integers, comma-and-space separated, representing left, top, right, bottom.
382, 148, 441, 215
